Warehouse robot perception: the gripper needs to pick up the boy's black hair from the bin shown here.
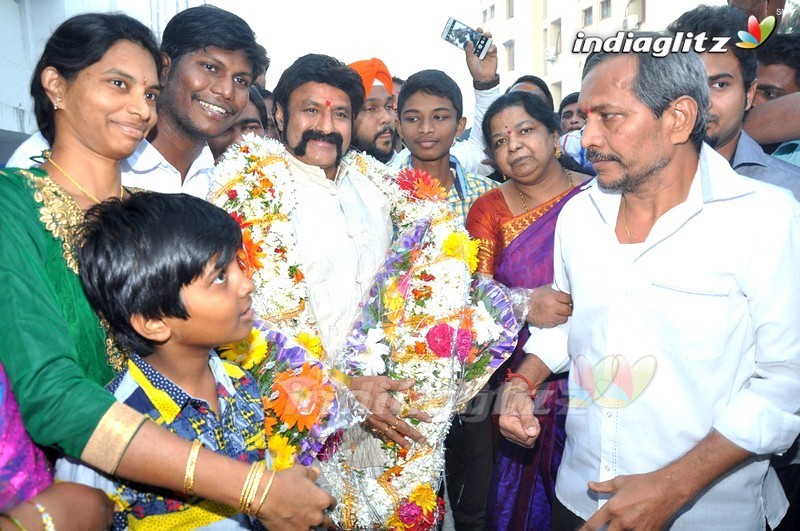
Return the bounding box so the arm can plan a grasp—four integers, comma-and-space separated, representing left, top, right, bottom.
77, 192, 242, 356
396, 69, 464, 120
161, 5, 269, 80
756, 33, 800, 88
668, 5, 756, 90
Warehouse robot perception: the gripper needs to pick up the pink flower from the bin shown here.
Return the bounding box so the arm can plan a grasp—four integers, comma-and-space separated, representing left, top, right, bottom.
426, 325, 472, 361
426, 324, 455, 358
398, 501, 423, 525
455, 329, 472, 362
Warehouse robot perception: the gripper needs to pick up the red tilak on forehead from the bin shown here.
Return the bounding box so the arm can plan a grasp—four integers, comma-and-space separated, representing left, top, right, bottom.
325, 100, 331, 107
583, 107, 590, 116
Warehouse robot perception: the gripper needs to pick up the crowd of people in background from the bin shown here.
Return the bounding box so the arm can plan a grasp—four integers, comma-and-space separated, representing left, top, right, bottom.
0, 0, 799, 530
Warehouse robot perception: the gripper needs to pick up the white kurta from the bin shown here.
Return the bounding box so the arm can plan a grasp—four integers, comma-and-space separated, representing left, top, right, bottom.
289, 153, 393, 354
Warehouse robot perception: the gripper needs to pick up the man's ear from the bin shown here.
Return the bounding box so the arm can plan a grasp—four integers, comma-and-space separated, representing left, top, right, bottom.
669, 96, 698, 145
455, 116, 467, 138
130, 314, 171, 344
41, 66, 66, 109
160, 53, 172, 85
275, 103, 285, 136
744, 79, 757, 111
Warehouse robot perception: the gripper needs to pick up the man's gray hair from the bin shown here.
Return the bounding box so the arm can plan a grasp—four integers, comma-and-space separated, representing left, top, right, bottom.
582, 33, 709, 152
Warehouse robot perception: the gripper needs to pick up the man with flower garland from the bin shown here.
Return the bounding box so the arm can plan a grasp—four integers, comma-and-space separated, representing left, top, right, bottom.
212, 53, 431, 447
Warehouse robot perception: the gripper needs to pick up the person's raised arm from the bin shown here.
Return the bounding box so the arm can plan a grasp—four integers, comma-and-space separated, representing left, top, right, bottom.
744, 92, 800, 144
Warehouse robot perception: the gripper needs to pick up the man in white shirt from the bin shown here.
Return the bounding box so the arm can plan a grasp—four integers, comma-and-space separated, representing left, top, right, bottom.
7, 6, 268, 199
498, 45, 800, 530
255, 53, 428, 446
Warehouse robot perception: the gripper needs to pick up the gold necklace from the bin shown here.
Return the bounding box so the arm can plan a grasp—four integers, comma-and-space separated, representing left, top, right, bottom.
621, 195, 633, 241
514, 168, 574, 212
45, 151, 123, 205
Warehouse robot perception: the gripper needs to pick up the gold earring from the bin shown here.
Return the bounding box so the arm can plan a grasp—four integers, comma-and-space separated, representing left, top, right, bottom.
555, 144, 562, 159
53, 97, 61, 111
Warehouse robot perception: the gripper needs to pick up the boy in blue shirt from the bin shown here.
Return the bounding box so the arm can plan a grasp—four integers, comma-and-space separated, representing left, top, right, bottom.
56, 192, 268, 530
395, 69, 498, 225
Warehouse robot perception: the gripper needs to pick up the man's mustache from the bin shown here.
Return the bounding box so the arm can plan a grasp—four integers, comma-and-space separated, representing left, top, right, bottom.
586, 148, 621, 164
293, 129, 344, 156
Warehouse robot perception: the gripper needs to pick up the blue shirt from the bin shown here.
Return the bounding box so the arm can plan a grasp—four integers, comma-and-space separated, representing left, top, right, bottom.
56, 353, 267, 530
732, 131, 800, 201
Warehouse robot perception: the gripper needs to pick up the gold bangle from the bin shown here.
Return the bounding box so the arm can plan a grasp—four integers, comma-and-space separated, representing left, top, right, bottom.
239, 461, 266, 514
0, 513, 25, 531
183, 439, 203, 496
252, 469, 277, 516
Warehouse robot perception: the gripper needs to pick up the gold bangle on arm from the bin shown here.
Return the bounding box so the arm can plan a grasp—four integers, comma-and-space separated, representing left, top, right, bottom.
252, 469, 277, 516
183, 439, 203, 496
0, 513, 25, 531
239, 461, 267, 514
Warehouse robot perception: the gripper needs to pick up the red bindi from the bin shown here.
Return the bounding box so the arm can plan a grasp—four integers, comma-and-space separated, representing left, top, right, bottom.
325, 100, 331, 107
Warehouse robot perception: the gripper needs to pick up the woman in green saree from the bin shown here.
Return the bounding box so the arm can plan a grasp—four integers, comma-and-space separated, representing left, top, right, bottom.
0, 13, 332, 529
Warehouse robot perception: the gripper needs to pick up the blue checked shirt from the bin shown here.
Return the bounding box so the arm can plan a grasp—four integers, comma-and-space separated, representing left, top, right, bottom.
56, 353, 267, 530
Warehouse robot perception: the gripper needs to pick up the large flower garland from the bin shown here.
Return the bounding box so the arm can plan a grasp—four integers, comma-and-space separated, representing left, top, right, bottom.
210, 137, 519, 529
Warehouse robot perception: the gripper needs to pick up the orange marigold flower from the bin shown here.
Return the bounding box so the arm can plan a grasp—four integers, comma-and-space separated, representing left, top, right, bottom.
238, 229, 266, 278
411, 285, 432, 301
413, 341, 428, 355
271, 362, 335, 432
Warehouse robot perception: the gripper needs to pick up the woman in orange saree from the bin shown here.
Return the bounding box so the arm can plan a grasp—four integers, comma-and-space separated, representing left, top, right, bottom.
466, 90, 590, 530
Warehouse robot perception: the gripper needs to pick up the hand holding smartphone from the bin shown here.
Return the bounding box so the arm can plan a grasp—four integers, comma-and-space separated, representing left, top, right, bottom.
441, 17, 492, 60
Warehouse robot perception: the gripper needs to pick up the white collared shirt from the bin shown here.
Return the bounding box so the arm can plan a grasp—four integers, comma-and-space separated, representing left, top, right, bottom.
121, 140, 215, 198
525, 144, 800, 529
289, 153, 393, 354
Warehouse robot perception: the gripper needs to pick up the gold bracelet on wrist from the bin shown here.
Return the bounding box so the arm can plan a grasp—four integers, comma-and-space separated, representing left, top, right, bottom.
239, 461, 267, 514
183, 439, 203, 496
253, 469, 277, 516
0, 513, 24, 531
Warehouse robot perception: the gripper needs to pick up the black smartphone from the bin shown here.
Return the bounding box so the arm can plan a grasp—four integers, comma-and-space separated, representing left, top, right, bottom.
441, 17, 491, 60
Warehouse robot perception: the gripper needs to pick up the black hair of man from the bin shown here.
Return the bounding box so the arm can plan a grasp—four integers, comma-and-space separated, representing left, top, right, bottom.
506, 74, 555, 112
582, 32, 710, 152
249, 85, 268, 129
559, 92, 581, 116
396, 69, 463, 120
668, 4, 756, 90
756, 33, 800, 87
76, 192, 242, 357
161, 5, 269, 80
272, 53, 365, 135
31, 13, 162, 145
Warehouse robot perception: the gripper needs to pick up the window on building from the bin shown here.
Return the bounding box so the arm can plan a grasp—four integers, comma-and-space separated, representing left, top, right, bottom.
507, 0, 514, 18
583, 6, 593, 27
490, 4, 496, 19
483, 9, 487, 23
504, 40, 515, 71
601, 0, 612, 19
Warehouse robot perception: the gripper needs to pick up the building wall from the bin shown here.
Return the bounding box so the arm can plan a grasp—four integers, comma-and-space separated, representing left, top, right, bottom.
480, 0, 727, 110
0, 0, 202, 163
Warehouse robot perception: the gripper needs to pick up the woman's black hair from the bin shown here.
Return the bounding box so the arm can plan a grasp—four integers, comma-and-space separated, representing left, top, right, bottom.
31, 13, 162, 145
482, 90, 583, 173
